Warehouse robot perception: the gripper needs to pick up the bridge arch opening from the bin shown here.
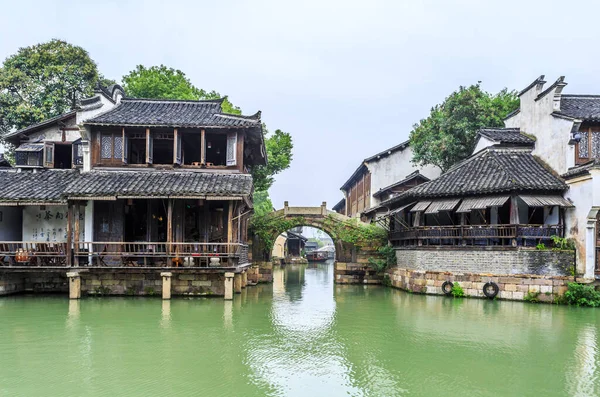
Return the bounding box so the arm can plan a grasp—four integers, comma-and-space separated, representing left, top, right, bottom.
272, 226, 336, 264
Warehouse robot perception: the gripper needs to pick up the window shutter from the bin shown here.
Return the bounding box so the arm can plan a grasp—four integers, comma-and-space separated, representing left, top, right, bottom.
44, 142, 55, 168
226, 132, 237, 166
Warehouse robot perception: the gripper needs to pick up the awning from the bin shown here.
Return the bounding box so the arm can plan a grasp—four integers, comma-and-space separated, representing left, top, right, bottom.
15, 143, 44, 152
410, 200, 432, 212
389, 202, 416, 216
519, 195, 574, 208
425, 198, 461, 214
456, 196, 510, 213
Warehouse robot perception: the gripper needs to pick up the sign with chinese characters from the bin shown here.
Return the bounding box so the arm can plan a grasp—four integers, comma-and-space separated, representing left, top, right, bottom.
22, 206, 85, 242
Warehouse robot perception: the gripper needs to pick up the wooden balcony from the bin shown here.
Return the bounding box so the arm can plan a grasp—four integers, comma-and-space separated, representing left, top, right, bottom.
0, 242, 249, 268
390, 224, 564, 247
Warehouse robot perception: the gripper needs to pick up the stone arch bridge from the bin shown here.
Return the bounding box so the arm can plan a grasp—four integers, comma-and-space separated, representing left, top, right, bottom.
250, 202, 383, 285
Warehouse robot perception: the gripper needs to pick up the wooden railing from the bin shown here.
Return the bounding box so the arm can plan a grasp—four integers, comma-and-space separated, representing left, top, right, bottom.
390, 224, 563, 247
0, 241, 248, 268
0, 242, 68, 266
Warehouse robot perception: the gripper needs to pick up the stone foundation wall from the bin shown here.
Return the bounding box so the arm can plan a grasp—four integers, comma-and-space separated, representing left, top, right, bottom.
24, 273, 68, 293
335, 262, 382, 284
255, 262, 273, 283
81, 271, 226, 297
387, 267, 574, 302
0, 273, 25, 295
396, 247, 574, 276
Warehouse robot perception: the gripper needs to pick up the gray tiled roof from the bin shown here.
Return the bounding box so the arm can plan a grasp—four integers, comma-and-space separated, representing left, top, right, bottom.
0, 169, 79, 203
64, 170, 253, 198
372, 171, 429, 198
409, 148, 567, 198
562, 159, 600, 179
558, 95, 600, 121
477, 128, 535, 145
86, 98, 261, 128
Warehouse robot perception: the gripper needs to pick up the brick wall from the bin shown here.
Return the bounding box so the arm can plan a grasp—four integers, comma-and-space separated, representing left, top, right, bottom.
387, 267, 574, 303
396, 247, 574, 276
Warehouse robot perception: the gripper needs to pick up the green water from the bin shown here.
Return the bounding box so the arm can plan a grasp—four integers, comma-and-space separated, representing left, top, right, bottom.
1, 262, 599, 396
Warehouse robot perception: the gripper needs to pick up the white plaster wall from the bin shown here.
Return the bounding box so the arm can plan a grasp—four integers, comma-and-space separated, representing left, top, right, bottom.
76, 94, 117, 124
22, 206, 85, 242
473, 136, 495, 154
26, 119, 80, 143
564, 175, 594, 275
0, 207, 22, 240
367, 146, 440, 206
504, 85, 573, 174
543, 206, 559, 225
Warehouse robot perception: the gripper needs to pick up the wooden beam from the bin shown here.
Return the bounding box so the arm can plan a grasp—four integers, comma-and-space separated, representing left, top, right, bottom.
201, 129, 206, 165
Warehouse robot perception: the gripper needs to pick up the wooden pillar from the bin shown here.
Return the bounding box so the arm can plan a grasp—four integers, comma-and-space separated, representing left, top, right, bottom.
510, 195, 519, 246
66, 203, 73, 267
227, 200, 234, 244
167, 199, 173, 258
74, 202, 80, 267
200, 129, 206, 165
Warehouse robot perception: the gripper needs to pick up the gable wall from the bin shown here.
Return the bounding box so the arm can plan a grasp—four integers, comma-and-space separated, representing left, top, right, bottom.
367, 146, 440, 207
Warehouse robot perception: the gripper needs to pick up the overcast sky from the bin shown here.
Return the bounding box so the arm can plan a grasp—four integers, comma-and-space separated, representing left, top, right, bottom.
2, 0, 600, 207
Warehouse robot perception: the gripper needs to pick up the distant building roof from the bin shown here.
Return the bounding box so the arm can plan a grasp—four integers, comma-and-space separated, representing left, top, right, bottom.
409, 148, 567, 198
476, 128, 535, 146
562, 159, 600, 180
64, 170, 253, 198
372, 171, 429, 199
332, 198, 345, 211
86, 98, 261, 128
0, 169, 79, 203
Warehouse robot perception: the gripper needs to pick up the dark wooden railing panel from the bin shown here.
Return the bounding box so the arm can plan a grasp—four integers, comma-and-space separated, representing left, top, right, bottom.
390, 224, 563, 247
0, 241, 248, 268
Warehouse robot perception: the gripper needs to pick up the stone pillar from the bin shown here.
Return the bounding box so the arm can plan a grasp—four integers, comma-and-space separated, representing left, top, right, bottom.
585, 217, 596, 279
224, 272, 234, 300
242, 270, 248, 288
234, 273, 242, 294
67, 272, 81, 299
161, 272, 172, 300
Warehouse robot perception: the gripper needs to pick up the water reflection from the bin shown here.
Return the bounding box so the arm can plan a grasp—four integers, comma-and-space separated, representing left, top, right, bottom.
1, 266, 600, 396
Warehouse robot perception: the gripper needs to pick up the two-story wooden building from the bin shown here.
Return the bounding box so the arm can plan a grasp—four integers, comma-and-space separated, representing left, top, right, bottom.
0, 85, 266, 298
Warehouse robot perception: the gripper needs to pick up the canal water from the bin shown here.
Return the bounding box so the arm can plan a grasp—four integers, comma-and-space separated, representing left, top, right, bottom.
1, 261, 599, 396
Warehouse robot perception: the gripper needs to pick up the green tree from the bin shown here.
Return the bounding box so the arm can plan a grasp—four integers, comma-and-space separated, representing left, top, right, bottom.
0, 39, 103, 136
409, 83, 519, 172
122, 65, 241, 114
252, 190, 274, 217
250, 127, 294, 192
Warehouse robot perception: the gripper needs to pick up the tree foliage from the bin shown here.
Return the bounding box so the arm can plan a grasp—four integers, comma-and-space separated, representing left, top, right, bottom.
409, 83, 519, 172
122, 65, 241, 114
0, 39, 103, 136
250, 127, 294, 192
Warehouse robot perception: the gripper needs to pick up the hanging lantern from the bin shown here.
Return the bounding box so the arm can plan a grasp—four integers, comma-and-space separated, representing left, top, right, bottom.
15, 248, 29, 263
